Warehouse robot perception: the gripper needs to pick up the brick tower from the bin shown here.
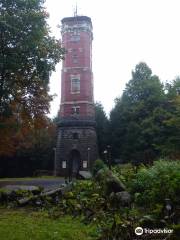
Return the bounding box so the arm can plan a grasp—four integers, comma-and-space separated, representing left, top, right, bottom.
56, 15, 98, 177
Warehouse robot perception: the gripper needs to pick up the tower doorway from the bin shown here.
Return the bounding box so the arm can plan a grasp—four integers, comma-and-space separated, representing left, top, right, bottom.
69, 149, 81, 179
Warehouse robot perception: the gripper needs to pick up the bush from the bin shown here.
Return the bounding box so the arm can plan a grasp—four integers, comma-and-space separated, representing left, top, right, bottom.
112, 163, 136, 188
92, 159, 107, 176
130, 160, 180, 208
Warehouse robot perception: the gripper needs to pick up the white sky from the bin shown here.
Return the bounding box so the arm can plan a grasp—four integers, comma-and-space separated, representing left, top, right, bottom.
44, 0, 180, 118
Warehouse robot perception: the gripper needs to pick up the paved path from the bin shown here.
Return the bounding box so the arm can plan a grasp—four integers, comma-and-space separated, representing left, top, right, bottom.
0, 178, 65, 191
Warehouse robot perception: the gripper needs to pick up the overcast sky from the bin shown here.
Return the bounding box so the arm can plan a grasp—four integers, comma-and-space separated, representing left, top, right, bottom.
44, 0, 180, 118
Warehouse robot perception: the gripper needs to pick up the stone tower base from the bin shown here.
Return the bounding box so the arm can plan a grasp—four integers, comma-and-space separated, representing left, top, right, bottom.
56, 119, 98, 177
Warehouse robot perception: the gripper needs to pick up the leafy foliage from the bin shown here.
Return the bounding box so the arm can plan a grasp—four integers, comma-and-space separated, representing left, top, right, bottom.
157, 78, 180, 158
0, 118, 57, 177
110, 62, 180, 163
112, 163, 136, 188
95, 102, 109, 157
130, 160, 180, 208
53, 160, 178, 239
1, 160, 179, 239
92, 159, 107, 176
0, 0, 65, 157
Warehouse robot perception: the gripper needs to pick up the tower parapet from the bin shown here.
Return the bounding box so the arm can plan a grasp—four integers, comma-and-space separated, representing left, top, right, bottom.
61, 16, 93, 35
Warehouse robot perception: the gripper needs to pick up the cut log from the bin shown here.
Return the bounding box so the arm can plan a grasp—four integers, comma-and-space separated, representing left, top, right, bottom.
18, 197, 34, 205
41, 187, 63, 197
17, 187, 65, 206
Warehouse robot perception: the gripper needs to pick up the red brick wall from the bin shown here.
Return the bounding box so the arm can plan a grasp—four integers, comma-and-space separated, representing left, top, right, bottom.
60, 18, 94, 118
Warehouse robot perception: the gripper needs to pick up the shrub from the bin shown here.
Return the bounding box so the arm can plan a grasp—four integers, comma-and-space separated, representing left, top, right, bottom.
112, 163, 136, 188
130, 159, 180, 208
92, 159, 107, 176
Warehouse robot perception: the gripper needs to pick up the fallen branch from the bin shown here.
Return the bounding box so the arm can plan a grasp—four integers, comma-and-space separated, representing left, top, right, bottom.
17, 188, 61, 206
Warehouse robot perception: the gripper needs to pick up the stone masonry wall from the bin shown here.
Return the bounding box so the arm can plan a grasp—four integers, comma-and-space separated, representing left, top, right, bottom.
56, 124, 98, 176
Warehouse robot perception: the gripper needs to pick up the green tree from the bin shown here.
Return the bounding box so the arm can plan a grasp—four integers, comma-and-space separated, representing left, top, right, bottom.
0, 0, 65, 156
158, 78, 180, 159
110, 62, 166, 164
131, 160, 180, 208
0, 117, 57, 177
95, 102, 109, 158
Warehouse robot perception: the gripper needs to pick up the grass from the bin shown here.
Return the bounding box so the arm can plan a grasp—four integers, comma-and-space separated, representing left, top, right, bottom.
0, 208, 98, 240
0, 176, 64, 181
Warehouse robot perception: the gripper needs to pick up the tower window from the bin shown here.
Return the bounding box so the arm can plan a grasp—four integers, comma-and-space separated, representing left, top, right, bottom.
72, 132, 79, 139
70, 35, 80, 42
73, 58, 78, 63
71, 77, 80, 93
72, 54, 78, 63
72, 106, 80, 114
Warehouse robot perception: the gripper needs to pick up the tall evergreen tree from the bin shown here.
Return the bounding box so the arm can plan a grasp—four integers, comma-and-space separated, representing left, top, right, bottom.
110, 62, 166, 164
158, 78, 180, 158
95, 102, 109, 158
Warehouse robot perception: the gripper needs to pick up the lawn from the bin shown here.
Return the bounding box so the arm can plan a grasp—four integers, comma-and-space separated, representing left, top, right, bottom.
0, 208, 98, 240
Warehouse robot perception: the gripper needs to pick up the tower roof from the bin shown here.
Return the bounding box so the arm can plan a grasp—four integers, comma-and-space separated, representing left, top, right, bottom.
61, 16, 92, 26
